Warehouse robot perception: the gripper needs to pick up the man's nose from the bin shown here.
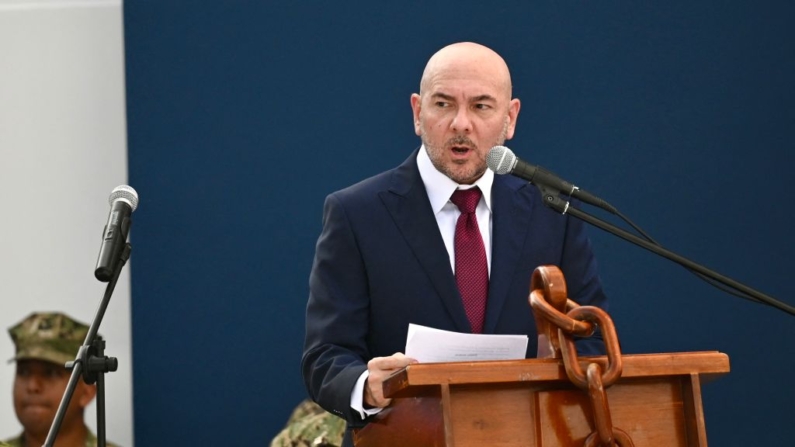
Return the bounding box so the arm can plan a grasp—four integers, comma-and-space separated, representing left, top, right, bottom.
24, 375, 44, 393
450, 107, 472, 133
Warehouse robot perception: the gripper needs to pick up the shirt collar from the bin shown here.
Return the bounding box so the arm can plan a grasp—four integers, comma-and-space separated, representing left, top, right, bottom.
417, 145, 494, 214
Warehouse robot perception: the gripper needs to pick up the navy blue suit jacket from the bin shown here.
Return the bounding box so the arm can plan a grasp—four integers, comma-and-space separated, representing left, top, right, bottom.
302, 148, 607, 432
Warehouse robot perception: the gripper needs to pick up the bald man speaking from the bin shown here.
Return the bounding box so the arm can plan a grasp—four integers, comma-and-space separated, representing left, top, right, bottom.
302, 42, 608, 446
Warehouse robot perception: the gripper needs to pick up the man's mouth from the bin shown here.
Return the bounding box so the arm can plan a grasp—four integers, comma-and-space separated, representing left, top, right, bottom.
451, 146, 471, 154
22, 401, 50, 409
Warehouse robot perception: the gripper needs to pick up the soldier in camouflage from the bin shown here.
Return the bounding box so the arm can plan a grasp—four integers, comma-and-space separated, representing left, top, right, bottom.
270, 398, 345, 447
3, 312, 120, 447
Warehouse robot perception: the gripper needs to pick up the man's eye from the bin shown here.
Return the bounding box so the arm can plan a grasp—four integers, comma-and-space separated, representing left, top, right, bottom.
44, 367, 64, 379
475, 104, 491, 110
435, 101, 449, 108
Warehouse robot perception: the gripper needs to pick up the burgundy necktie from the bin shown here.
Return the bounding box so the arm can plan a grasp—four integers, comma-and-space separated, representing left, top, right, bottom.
449, 187, 488, 334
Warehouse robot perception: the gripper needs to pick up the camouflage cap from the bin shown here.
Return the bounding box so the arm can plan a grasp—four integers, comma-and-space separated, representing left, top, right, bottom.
7, 312, 89, 366
270, 399, 345, 447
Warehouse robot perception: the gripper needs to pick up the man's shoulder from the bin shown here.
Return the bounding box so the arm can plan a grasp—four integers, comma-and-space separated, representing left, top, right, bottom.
0, 434, 21, 447
0, 435, 21, 447
329, 149, 420, 203
334, 168, 395, 200
0, 433, 120, 447
86, 430, 121, 447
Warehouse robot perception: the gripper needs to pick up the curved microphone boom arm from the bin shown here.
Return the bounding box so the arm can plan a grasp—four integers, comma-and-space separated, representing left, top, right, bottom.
487, 146, 795, 317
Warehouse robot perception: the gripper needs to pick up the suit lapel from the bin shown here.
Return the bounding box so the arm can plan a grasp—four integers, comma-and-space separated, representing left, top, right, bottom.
378, 150, 472, 333
483, 176, 535, 333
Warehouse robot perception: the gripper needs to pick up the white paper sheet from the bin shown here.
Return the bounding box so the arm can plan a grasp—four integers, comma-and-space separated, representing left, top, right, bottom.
404, 323, 528, 363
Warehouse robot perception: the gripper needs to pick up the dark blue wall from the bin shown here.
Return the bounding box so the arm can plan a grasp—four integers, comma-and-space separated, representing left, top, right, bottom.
124, 2, 794, 445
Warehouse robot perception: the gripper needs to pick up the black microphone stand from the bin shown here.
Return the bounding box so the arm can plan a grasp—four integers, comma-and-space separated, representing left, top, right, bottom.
44, 243, 129, 447
535, 184, 795, 317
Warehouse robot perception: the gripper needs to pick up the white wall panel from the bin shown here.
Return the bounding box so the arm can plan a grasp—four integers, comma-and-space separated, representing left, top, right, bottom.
0, 1, 133, 445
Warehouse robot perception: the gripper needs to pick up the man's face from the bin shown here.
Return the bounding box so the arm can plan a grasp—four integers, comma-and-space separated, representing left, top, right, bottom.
411, 61, 520, 184
13, 359, 94, 436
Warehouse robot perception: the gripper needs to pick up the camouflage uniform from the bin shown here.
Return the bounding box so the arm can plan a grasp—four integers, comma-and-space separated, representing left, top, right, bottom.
2, 431, 119, 447
4, 312, 120, 447
270, 398, 346, 447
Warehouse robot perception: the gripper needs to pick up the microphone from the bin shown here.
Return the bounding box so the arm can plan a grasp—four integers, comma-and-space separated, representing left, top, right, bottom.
95, 185, 138, 282
487, 145, 616, 214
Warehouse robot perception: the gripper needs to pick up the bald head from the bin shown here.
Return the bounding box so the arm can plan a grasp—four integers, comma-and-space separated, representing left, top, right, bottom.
410, 41, 521, 184
419, 42, 513, 100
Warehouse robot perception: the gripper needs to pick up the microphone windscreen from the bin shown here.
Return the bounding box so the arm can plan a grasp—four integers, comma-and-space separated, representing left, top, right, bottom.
109, 185, 139, 211
486, 146, 516, 175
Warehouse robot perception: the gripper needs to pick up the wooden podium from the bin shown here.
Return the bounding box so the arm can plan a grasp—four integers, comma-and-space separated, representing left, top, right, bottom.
353, 352, 729, 446
352, 266, 730, 446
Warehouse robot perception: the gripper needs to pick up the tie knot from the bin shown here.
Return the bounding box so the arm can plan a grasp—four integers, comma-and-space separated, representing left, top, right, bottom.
450, 187, 482, 214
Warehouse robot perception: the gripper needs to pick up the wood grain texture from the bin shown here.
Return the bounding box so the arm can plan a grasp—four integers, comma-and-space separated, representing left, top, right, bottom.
356, 352, 729, 446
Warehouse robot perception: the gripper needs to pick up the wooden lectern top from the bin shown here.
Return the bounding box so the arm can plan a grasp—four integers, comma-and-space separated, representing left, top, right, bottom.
355, 351, 729, 447
384, 351, 729, 399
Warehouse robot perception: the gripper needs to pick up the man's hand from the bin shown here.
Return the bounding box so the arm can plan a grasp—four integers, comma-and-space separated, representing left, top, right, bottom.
363, 352, 417, 408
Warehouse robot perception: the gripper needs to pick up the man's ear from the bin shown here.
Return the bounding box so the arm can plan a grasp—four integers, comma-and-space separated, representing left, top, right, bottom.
410, 93, 422, 136
504, 98, 521, 140
76, 382, 97, 408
